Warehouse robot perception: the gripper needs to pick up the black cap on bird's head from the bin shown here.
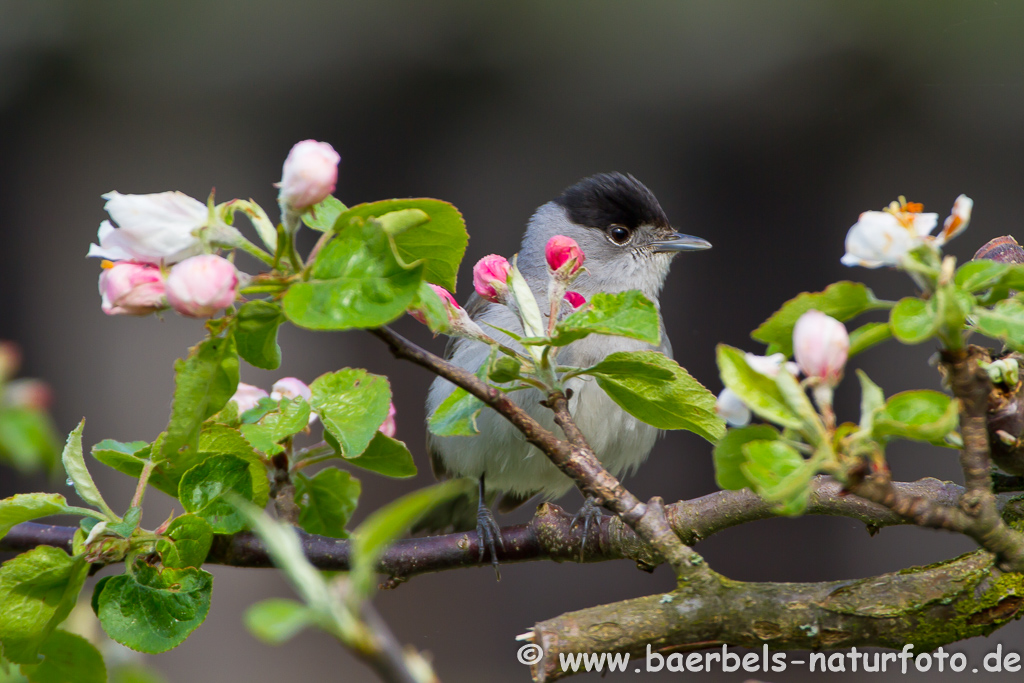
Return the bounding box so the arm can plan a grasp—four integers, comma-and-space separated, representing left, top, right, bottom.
553, 172, 711, 254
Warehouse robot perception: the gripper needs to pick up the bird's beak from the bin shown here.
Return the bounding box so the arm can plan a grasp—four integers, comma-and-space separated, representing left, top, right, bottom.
651, 232, 712, 253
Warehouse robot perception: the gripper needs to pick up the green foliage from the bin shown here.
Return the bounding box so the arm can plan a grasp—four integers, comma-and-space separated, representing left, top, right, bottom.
61, 421, 115, 520
244, 599, 316, 645
890, 297, 936, 343
712, 425, 780, 491
873, 390, 960, 445
106, 506, 142, 538
739, 439, 812, 516
488, 356, 522, 384
856, 369, 885, 433
235, 301, 285, 370
301, 195, 347, 232
0, 495, 70, 542
848, 322, 893, 357
974, 299, 1024, 352
18, 630, 106, 683
161, 335, 239, 464
157, 514, 214, 569
428, 387, 483, 437
0, 408, 59, 473
310, 370, 391, 457
716, 345, 802, 430
345, 432, 417, 478
752, 282, 884, 356
294, 468, 360, 538
95, 560, 213, 654
239, 398, 311, 456
544, 291, 661, 347
0, 547, 88, 664
178, 454, 256, 534
584, 351, 724, 441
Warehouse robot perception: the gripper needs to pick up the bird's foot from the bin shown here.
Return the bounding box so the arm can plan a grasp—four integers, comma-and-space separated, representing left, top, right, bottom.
476, 504, 505, 581
570, 497, 605, 562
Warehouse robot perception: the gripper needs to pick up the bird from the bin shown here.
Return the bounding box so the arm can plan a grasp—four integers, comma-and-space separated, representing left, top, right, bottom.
423, 172, 711, 573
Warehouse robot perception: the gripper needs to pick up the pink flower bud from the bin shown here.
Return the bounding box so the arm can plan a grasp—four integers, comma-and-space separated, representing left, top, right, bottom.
4, 379, 53, 411
792, 310, 849, 384
472, 254, 511, 303
98, 261, 167, 316
0, 342, 21, 382
166, 255, 238, 318
545, 235, 585, 273
270, 377, 312, 403
277, 140, 340, 210
230, 383, 269, 413
410, 284, 460, 325
380, 401, 397, 438
563, 291, 586, 309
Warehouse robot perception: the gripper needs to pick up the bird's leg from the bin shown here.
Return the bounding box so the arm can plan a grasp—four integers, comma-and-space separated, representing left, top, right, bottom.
476, 475, 505, 580
570, 496, 605, 562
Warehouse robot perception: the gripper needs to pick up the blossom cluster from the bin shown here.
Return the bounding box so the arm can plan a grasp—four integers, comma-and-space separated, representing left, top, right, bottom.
841, 195, 972, 268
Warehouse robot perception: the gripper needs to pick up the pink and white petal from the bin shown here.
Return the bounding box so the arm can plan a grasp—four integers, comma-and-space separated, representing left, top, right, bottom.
910, 212, 939, 238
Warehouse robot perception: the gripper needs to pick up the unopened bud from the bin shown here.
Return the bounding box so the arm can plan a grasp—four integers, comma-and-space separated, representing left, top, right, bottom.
270, 377, 312, 403
380, 402, 397, 438
5, 379, 53, 411
792, 310, 849, 385
545, 235, 585, 274
473, 254, 511, 303
563, 291, 586, 309
230, 383, 269, 413
166, 254, 238, 318
98, 261, 167, 316
277, 140, 340, 211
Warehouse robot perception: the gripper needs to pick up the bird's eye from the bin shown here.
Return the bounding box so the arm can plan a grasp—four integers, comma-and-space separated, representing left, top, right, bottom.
608, 225, 631, 245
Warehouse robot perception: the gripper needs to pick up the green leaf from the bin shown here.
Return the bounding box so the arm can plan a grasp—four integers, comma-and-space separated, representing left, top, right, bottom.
96, 560, 212, 654
0, 547, 88, 664
240, 398, 311, 456
235, 301, 284, 370
310, 370, 391, 457
716, 345, 802, 430
330, 199, 467, 291
106, 506, 142, 538
346, 432, 417, 478
244, 599, 316, 645
974, 299, 1024, 352
0, 408, 60, 473
955, 259, 1009, 292
301, 195, 347, 232
161, 335, 239, 464
890, 297, 937, 344
739, 440, 811, 515
848, 322, 893, 357
283, 210, 425, 330
411, 281, 451, 333
427, 386, 483, 437
856, 370, 885, 433
507, 261, 545, 340
375, 208, 430, 236
178, 454, 255, 534
0, 494, 69, 542
773, 370, 823, 442
586, 351, 724, 441
752, 282, 883, 356
157, 514, 213, 569
18, 630, 106, 683
712, 425, 780, 491
351, 479, 474, 596
873, 390, 960, 444
61, 421, 115, 519
545, 291, 661, 347
294, 468, 360, 538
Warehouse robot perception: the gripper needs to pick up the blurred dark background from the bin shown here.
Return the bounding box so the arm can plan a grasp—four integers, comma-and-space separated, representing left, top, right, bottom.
2, 1, 1024, 681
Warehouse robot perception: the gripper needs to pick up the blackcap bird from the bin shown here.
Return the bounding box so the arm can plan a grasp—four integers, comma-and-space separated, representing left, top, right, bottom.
424, 172, 711, 571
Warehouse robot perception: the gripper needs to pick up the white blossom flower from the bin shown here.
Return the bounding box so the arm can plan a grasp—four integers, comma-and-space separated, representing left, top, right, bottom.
88, 191, 207, 264
716, 388, 751, 427
745, 352, 799, 378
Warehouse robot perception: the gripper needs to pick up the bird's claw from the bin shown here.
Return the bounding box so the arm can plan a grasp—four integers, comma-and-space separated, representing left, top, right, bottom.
570, 497, 604, 562
476, 504, 505, 581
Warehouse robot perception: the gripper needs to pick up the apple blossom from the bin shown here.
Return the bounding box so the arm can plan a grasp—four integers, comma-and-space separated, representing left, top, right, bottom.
380, 402, 397, 438
277, 140, 340, 211
716, 388, 751, 427
270, 377, 312, 403
793, 310, 849, 385
563, 291, 586, 309
473, 254, 511, 303
87, 191, 207, 264
98, 261, 167, 316
165, 254, 239, 318
745, 352, 799, 378
937, 194, 973, 245
230, 383, 269, 413
545, 235, 585, 274
841, 195, 973, 268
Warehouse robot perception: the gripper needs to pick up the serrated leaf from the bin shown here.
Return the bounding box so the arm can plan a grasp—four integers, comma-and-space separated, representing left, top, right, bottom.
240, 398, 311, 456
890, 297, 937, 344
974, 299, 1024, 352
294, 468, 360, 539
346, 432, 417, 478
873, 390, 960, 444
282, 213, 425, 330
235, 301, 284, 370
848, 322, 893, 357
0, 547, 88, 664
716, 345, 802, 430
545, 291, 661, 347
0, 409, 60, 473
752, 282, 883, 356
161, 335, 239, 464
157, 514, 213, 569
301, 195, 347, 232
95, 560, 212, 654
587, 351, 724, 441
178, 454, 255, 534
712, 425, 780, 491
244, 599, 316, 645
61, 421, 115, 519
18, 630, 106, 683
351, 479, 474, 596
427, 386, 483, 437
0, 494, 69, 542
310, 370, 391, 457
